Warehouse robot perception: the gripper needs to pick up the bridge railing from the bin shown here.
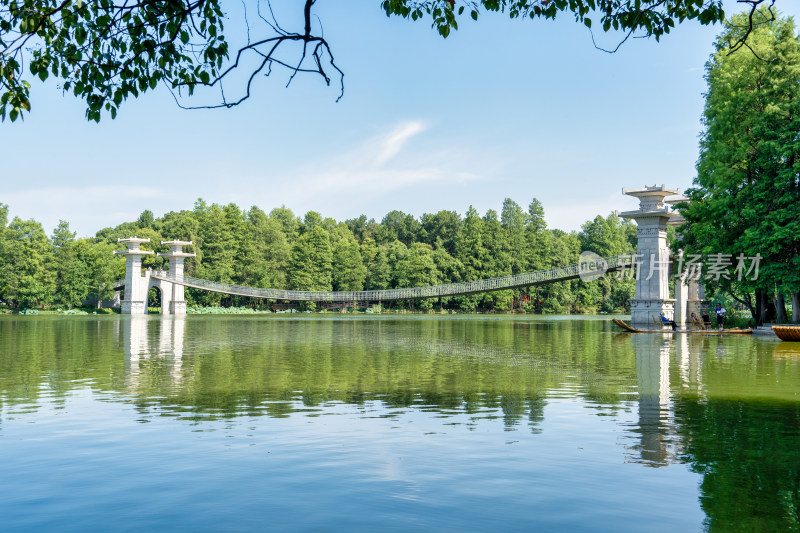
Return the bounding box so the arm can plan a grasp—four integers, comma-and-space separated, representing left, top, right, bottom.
150, 254, 632, 302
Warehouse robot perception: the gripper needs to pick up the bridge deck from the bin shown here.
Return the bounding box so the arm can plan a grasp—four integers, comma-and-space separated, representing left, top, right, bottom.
149, 255, 629, 302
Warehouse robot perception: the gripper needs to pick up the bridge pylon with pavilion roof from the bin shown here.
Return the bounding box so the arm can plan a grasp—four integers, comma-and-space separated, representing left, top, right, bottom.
619, 185, 682, 325
158, 241, 196, 315
619, 185, 703, 326
114, 237, 154, 314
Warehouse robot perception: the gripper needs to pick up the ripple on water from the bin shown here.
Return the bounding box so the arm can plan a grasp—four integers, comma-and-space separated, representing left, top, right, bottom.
4, 315, 793, 531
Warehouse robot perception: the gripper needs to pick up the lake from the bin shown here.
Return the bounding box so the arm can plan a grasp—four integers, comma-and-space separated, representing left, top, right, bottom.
1, 315, 798, 532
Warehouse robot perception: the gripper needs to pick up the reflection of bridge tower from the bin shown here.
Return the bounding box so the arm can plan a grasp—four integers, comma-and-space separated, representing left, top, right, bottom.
632, 334, 674, 466
156, 241, 196, 315
675, 334, 704, 396
157, 317, 186, 384
123, 316, 186, 389
619, 185, 682, 325
115, 238, 154, 314
123, 316, 150, 380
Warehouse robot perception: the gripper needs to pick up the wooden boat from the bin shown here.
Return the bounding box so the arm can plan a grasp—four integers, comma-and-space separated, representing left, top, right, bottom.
612, 319, 753, 335
772, 325, 800, 342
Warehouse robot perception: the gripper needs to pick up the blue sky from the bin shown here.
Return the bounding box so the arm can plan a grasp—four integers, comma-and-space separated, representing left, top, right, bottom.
2, 1, 798, 238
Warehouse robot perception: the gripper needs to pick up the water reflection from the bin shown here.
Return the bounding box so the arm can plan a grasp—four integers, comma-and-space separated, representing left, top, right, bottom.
676, 334, 705, 397
4, 316, 800, 530
630, 335, 674, 466
114, 317, 636, 429
123, 316, 185, 389
115, 317, 691, 469
773, 341, 800, 360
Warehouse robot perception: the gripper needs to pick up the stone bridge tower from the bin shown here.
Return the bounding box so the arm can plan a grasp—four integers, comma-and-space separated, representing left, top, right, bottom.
156, 241, 196, 315
619, 185, 682, 325
665, 196, 705, 325
115, 238, 195, 315
115, 237, 154, 314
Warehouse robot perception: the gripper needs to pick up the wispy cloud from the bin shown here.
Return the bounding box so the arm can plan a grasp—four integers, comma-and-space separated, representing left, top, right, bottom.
268, 120, 483, 207
2, 121, 489, 233
373, 121, 428, 167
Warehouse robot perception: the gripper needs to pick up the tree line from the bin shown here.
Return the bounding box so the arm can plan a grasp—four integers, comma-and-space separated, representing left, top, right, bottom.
0, 198, 637, 312
676, 9, 800, 325
4, 9, 798, 321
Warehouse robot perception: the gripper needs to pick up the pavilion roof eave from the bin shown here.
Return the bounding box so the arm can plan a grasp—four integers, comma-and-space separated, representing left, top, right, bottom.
114, 250, 155, 256
664, 195, 690, 205
158, 252, 197, 258
617, 209, 683, 219
622, 185, 681, 197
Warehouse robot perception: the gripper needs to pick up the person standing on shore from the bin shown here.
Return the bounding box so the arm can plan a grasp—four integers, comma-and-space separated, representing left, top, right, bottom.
715, 303, 726, 331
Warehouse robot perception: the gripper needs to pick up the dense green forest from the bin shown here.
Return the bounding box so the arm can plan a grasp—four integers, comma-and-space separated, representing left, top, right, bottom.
677, 10, 800, 324
0, 198, 637, 312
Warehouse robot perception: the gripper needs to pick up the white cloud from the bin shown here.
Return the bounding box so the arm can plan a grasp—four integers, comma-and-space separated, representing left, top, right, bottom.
260, 121, 485, 212
2, 121, 491, 233
373, 121, 428, 167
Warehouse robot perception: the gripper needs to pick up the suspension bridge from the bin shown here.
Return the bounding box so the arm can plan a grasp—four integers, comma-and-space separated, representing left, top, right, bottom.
115, 185, 701, 325
149, 255, 630, 303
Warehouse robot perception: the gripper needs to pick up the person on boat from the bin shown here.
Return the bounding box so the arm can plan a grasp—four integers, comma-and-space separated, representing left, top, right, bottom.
715, 303, 726, 331
660, 312, 677, 331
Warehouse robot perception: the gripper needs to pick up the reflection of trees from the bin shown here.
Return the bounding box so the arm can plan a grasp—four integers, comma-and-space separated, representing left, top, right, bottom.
671, 340, 800, 531
0, 317, 639, 432
145, 318, 639, 429
6, 315, 800, 528
0, 317, 124, 412
674, 398, 800, 531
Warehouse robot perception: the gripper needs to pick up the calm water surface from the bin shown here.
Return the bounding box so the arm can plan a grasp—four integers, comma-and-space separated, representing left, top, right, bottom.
1, 315, 798, 532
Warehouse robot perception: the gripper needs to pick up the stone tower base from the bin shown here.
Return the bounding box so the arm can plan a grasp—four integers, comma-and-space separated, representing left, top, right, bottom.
630, 299, 675, 327
121, 300, 148, 315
